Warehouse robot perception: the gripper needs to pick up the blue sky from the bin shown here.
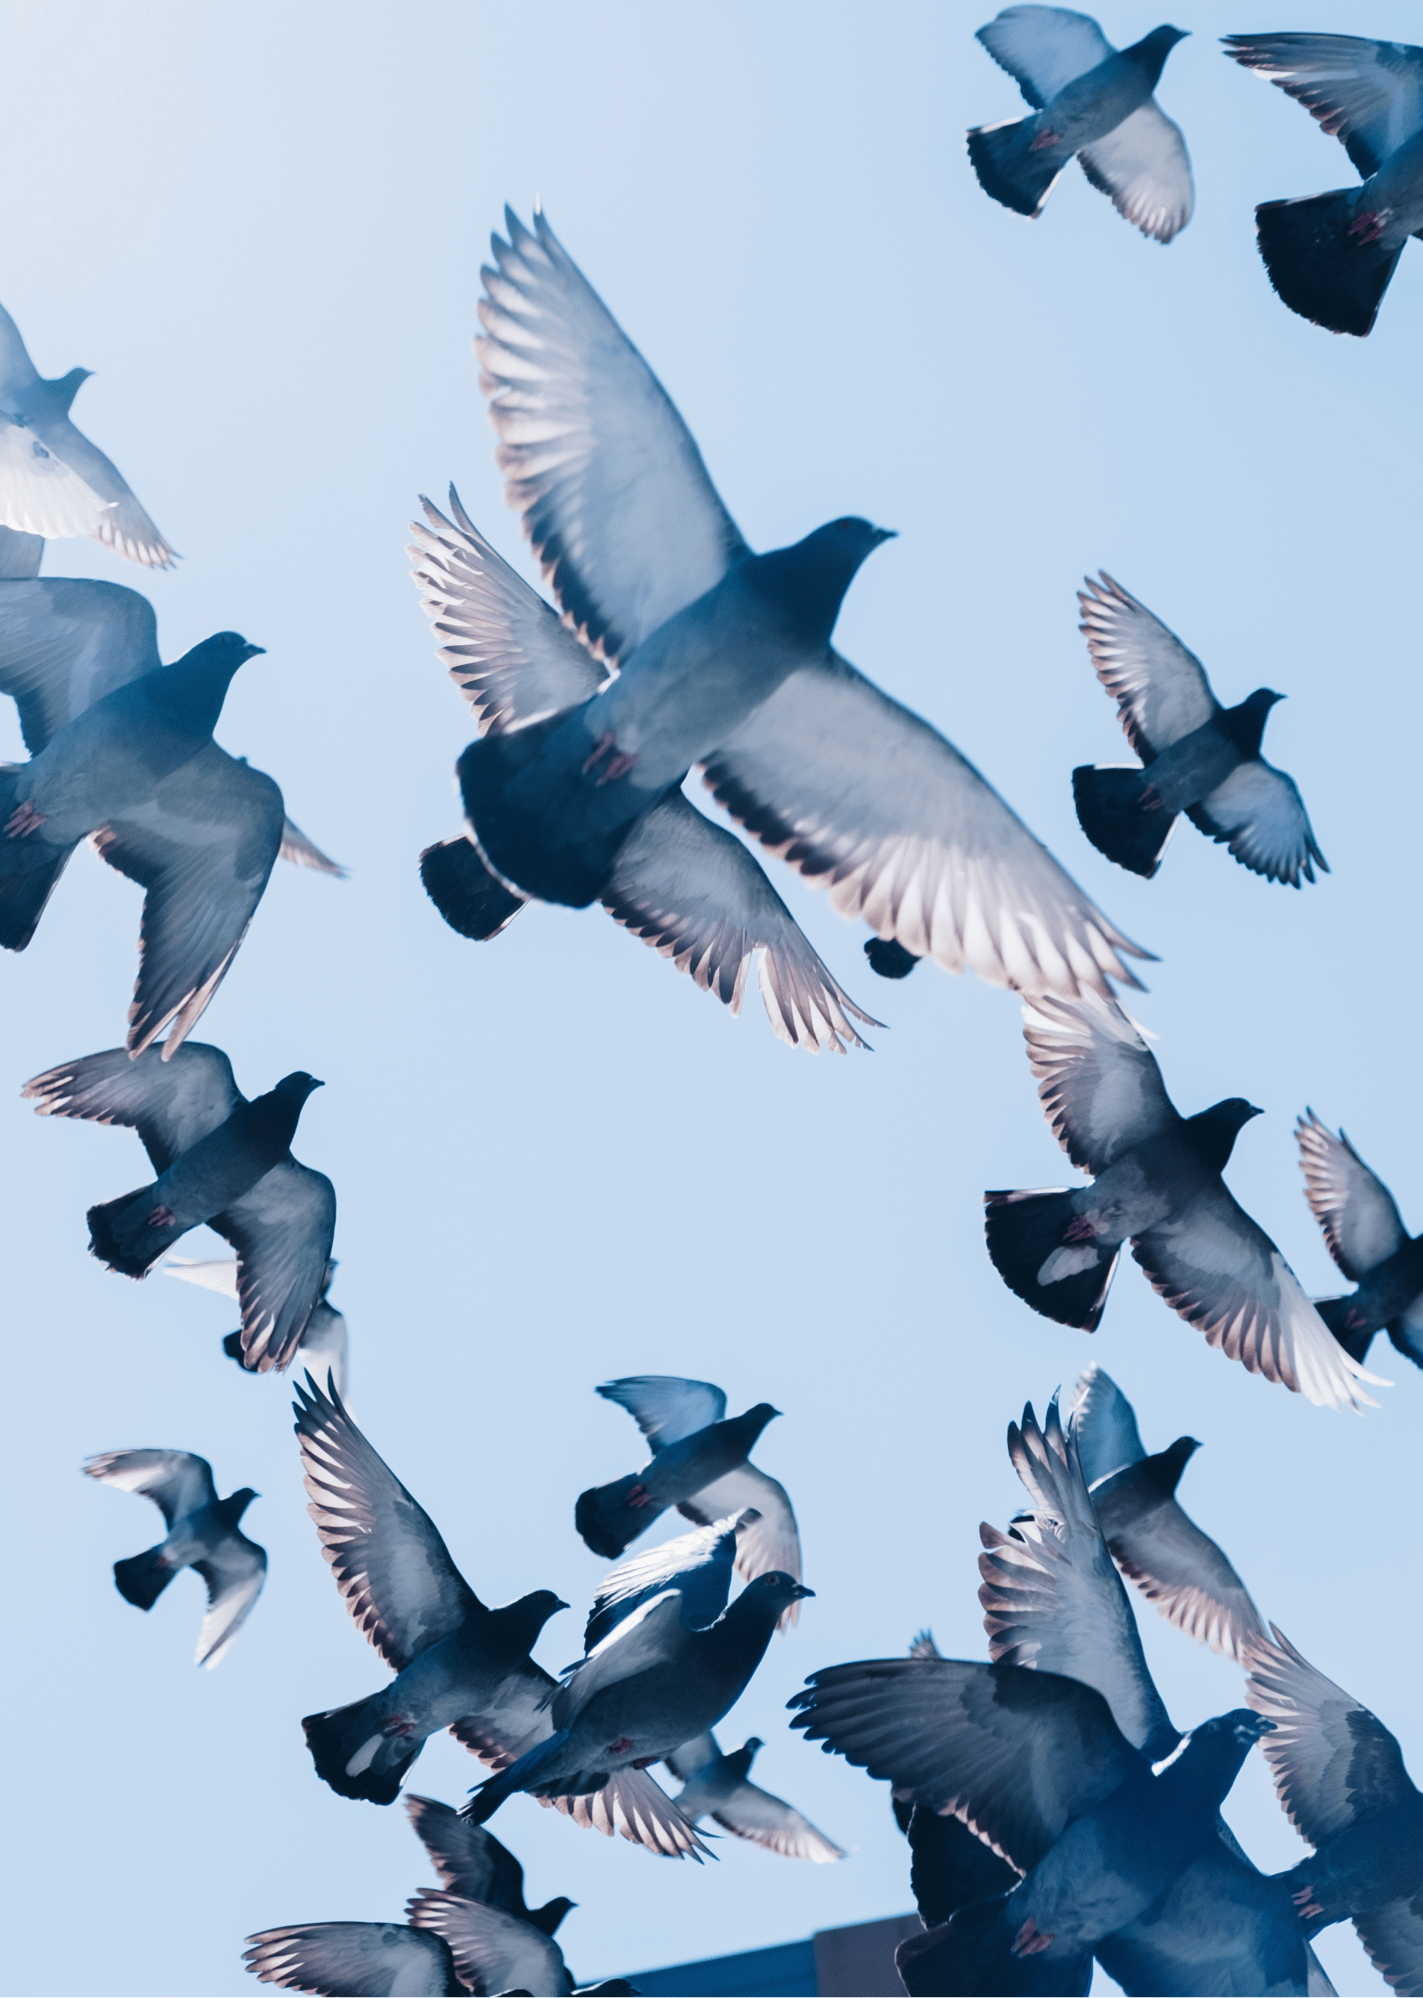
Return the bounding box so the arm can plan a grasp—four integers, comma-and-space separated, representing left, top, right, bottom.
2, 3, 1419, 1992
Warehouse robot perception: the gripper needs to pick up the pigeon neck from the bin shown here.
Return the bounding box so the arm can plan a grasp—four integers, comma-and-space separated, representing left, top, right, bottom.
144, 647, 246, 741
46, 366, 91, 416
725, 1402, 777, 1455
494, 1590, 565, 1653
1155, 1719, 1261, 1816
243, 1078, 317, 1156
530, 1896, 574, 1938
722, 1743, 757, 1781
1123, 28, 1184, 91
744, 543, 863, 649
1219, 692, 1276, 758
215, 1489, 255, 1527
1139, 1436, 1198, 1498
1182, 1102, 1255, 1174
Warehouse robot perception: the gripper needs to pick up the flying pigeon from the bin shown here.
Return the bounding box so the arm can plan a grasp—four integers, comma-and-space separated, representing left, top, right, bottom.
0, 302, 174, 566
1224, 35, 1423, 338
407, 1893, 637, 1996
983, 994, 1380, 1410
1067, 1364, 1268, 1659
1296, 1110, 1423, 1371
664, 1731, 845, 1862
243, 1920, 461, 1995
24, 1042, 333, 1371
0, 578, 342, 1054
1073, 574, 1326, 886
403, 1795, 573, 1938
413, 496, 878, 1054
969, 10, 1194, 240
83, 1448, 265, 1667
165, 1254, 349, 1395
583, 1514, 749, 1653
1247, 1626, 1423, 1996
574, 1377, 802, 1623
443, 207, 1150, 1014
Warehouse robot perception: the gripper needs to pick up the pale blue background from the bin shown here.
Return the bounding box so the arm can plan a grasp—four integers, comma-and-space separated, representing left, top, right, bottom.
1, 2, 1418, 1992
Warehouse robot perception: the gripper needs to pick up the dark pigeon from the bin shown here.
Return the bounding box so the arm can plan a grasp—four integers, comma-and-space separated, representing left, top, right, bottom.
243, 1920, 461, 1995
1224, 35, 1423, 338
582, 1514, 747, 1653
1297, 1110, 1423, 1371
0, 579, 341, 1049
664, 1730, 846, 1862
983, 993, 1378, 1409
407, 1892, 639, 1996
969, 10, 1193, 239
165, 1253, 349, 1396
83, 1448, 265, 1668
0, 301, 174, 566
1248, 1627, 1423, 1996
404, 1796, 573, 1938
24, 1043, 333, 1371
1073, 574, 1326, 886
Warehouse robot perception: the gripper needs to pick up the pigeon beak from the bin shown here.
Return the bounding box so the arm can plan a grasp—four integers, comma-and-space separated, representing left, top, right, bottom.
553, 1598, 571, 1613
1247, 1104, 1264, 1120
245, 644, 267, 659
790, 1583, 815, 1600
871, 526, 897, 546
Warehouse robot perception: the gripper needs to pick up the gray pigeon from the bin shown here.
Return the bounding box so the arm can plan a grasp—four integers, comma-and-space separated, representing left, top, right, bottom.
0, 303, 174, 566
969, 10, 1193, 240
404, 1796, 573, 1938
406, 1893, 638, 1997
24, 1042, 333, 1371
1073, 575, 1326, 886
83, 1448, 265, 1668
0, 578, 342, 1052
164, 1253, 350, 1395
983, 993, 1378, 1410
1296, 1110, 1423, 1372
447, 208, 1149, 1010
582, 1513, 748, 1653
243, 1921, 461, 1995
1224, 35, 1423, 338
0, 524, 43, 578
664, 1730, 846, 1862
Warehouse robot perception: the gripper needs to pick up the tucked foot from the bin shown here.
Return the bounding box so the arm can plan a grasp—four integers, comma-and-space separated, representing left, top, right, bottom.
598, 749, 637, 783
626, 1483, 652, 1509
1063, 1213, 1098, 1243
382, 1715, 415, 1738
632, 1755, 657, 1769
1139, 785, 1163, 811
608, 1736, 634, 1756
4, 801, 46, 837
1345, 1308, 1366, 1331
1348, 210, 1385, 244
147, 1205, 177, 1228
1292, 1885, 1323, 1920
581, 731, 638, 784
582, 731, 617, 775
1030, 129, 1062, 151
1013, 1918, 1054, 1958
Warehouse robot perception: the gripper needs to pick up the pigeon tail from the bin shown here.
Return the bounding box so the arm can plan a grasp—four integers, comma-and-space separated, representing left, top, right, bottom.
967, 119, 1068, 219
302, 1697, 424, 1806
113, 1544, 178, 1612
457, 722, 641, 908
420, 835, 526, 941
575, 1473, 666, 1560
985, 1188, 1122, 1331
465, 1727, 572, 1823
864, 936, 921, 979
87, 1186, 188, 1277
221, 1330, 245, 1365
1071, 766, 1174, 879
1255, 190, 1403, 338
1313, 1295, 1375, 1365
897, 1892, 1085, 1997
0, 833, 78, 949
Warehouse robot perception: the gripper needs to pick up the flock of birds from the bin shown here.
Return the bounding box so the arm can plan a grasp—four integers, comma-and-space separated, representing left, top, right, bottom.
5, 9, 1422, 1997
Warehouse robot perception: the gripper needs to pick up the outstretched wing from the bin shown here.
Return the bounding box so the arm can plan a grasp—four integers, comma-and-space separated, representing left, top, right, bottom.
544, 1767, 710, 1859
976, 8, 1114, 108
1223, 34, 1423, 180
584, 1514, 739, 1649
1021, 992, 1178, 1176
193, 1528, 267, 1668
1090, 1455, 1267, 1662
1067, 1364, 1146, 1486
1078, 573, 1217, 761
712, 1776, 847, 1863
1296, 1110, 1408, 1282
406, 1891, 568, 1997
214, 1161, 336, 1372
82, 1447, 216, 1526
1078, 106, 1194, 243
242, 1922, 457, 1996
22, 1041, 240, 1173
679, 1469, 802, 1624
1186, 759, 1327, 888
0, 577, 161, 751
404, 1794, 529, 1913
278, 817, 345, 876
0, 414, 114, 544
22, 409, 174, 569
596, 1375, 726, 1450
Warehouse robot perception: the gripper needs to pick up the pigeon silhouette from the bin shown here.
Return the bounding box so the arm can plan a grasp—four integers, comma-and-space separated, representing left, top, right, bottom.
1296, 1110, 1423, 1372
969, 10, 1193, 240
164, 1254, 349, 1395
664, 1731, 845, 1863
0, 578, 341, 1053
0, 302, 174, 566
1224, 35, 1423, 338
404, 1795, 573, 1937
1073, 574, 1326, 886
456, 208, 1149, 1008
983, 994, 1379, 1410
407, 1892, 637, 1996
83, 1448, 265, 1667
243, 1920, 461, 1995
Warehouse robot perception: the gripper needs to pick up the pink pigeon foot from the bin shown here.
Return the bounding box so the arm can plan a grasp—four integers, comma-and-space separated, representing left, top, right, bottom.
1349, 211, 1384, 244
4, 800, 45, 837
147, 1205, 177, 1228
596, 749, 637, 784
1063, 1213, 1098, 1243
1030, 129, 1062, 151
582, 730, 617, 775
626, 1484, 652, 1509
608, 1736, 634, 1756
1013, 1918, 1054, 1957
382, 1715, 415, 1738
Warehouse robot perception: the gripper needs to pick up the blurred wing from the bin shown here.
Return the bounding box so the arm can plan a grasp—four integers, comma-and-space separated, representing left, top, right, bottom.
1187, 760, 1327, 887
976, 7, 1114, 107
703, 654, 1150, 999
24, 410, 174, 568
22, 1041, 240, 1172
298, 1303, 349, 1403
664, 1731, 719, 1784
162, 1255, 240, 1300
0, 414, 113, 542
1067, 1363, 1146, 1485
279, 816, 346, 876
213, 1160, 336, 1373
1021, 992, 1178, 1174
584, 1516, 737, 1649
93, 741, 285, 1058
1355, 1891, 1423, 1998
292, 1373, 482, 1672
679, 1468, 802, 1625
82, 1447, 216, 1527
604, 788, 879, 1054
1078, 105, 1194, 243
1223, 34, 1423, 179
193, 1529, 267, 1668
1078, 574, 1217, 761
477, 207, 748, 663
1296, 1110, 1407, 1281
0, 303, 39, 396
544, 1766, 710, 1858
407, 1890, 569, 1997
409, 488, 606, 733
404, 1794, 528, 1911
0, 576, 161, 751
242, 1921, 456, 1997
596, 1375, 726, 1449
713, 1777, 847, 1862
1091, 1459, 1267, 1661
1132, 1182, 1383, 1411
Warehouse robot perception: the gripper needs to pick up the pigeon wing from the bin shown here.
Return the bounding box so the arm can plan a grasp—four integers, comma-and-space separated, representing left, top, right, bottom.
409, 488, 606, 734
278, 817, 345, 876
1355, 1891, 1423, 1998
1067, 1363, 1146, 1485
712, 1776, 846, 1862
975, 7, 1114, 107
0, 414, 114, 544
1091, 1457, 1267, 1661
23, 1041, 241, 1172
292, 1374, 483, 1672
702, 653, 1151, 999
242, 1921, 457, 1997
404, 1795, 529, 1913
21, 407, 174, 569
478, 207, 749, 665
1186, 759, 1327, 887
0, 303, 40, 397
82, 1447, 217, 1527
193, 1527, 267, 1668
448, 1657, 561, 1773
1078, 105, 1194, 243
596, 1376, 727, 1450
1223, 34, 1423, 180
163, 1255, 240, 1299
1095, 1842, 1325, 1998
1022, 992, 1179, 1175
1077, 574, 1218, 763
545, 1766, 710, 1859
1296, 1110, 1407, 1281
664, 1732, 719, 1784
604, 789, 878, 1054
407, 1890, 571, 1997
0, 577, 162, 751
213, 1160, 336, 1373
1131, 1181, 1382, 1411
555, 1590, 688, 1728
92, 740, 286, 1058
678, 1469, 802, 1625
584, 1516, 738, 1649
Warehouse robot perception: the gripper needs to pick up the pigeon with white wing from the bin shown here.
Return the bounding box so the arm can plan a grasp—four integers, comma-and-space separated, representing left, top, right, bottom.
664, 1731, 846, 1863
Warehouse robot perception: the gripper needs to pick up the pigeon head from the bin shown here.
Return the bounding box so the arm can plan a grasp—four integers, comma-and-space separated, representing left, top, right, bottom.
1223, 687, 1285, 758
1125, 25, 1189, 86
153, 631, 266, 739
503, 1589, 569, 1649
50, 366, 93, 414
531, 1896, 576, 1937
1141, 1435, 1200, 1497
247, 1072, 324, 1153
1184, 1097, 1262, 1172
752, 518, 896, 646
218, 1486, 259, 1525
738, 1572, 814, 1620
1154, 1709, 1274, 1806
728, 1402, 781, 1452
273, 1071, 325, 1108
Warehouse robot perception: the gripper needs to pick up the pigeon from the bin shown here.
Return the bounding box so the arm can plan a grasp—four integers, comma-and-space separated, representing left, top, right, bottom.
983, 993, 1380, 1411
1296, 1110, 1423, 1371
165, 1254, 349, 1395
404, 1796, 573, 1937
24, 1043, 333, 1371
0, 302, 174, 566
1067, 1364, 1268, 1659
413, 495, 879, 1054
969, 10, 1193, 240
407, 1893, 638, 1996
453, 207, 1149, 1009
0, 524, 43, 578
1223, 35, 1423, 338
243, 1920, 462, 1995
1073, 574, 1326, 887
83, 1448, 265, 1667
574, 1378, 802, 1622
664, 1730, 845, 1862
582, 1513, 748, 1653
1247, 1627, 1423, 1996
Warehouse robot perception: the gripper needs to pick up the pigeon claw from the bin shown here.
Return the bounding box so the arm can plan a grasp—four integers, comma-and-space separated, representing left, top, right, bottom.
1345, 1308, 1365, 1332
626, 1483, 652, 1509
582, 730, 617, 775
1012, 1918, 1054, 1957
582, 730, 638, 785
1030, 129, 1062, 151
1292, 1885, 1323, 1919
598, 749, 638, 784
382, 1715, 415, 1738
608, 1737, 634, 1756
1139, 784, 1163, 812
147, 1205, 177, 1228
1063, 1213, 1098, 1243
4, 800, 46, 837
1348, 209, 1385, 244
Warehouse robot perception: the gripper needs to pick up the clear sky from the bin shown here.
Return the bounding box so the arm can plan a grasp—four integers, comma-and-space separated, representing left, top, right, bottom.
2, 3, 1419, 1993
